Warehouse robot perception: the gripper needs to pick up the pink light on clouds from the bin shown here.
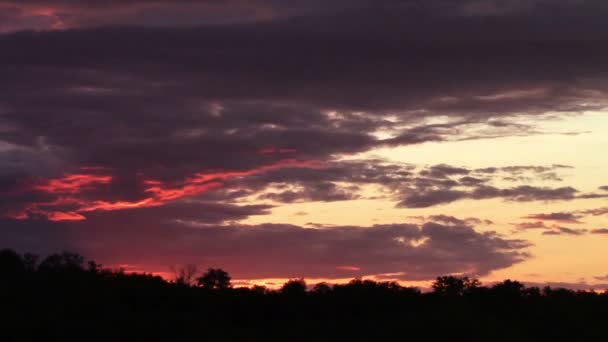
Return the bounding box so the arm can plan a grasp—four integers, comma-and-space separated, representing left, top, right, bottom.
336, 266, 362, 271
32, 173, 113, 194
4, 159, 324, 221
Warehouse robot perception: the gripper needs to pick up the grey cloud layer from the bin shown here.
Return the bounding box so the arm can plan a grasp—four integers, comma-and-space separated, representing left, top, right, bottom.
4, 1, 608, 37
0, 217, 530, 280
514, 207, 608, 236
2, 3, 607, 185
236, 161, 594, 208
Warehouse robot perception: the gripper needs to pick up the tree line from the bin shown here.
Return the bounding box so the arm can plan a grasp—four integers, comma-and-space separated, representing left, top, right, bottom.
1, 249, 607, 341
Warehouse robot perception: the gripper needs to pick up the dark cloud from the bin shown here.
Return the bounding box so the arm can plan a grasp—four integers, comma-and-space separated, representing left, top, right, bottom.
523, 212, 582, 223
1, 158, 590, 221
514, 207, 608, 235
1, 1, 605, 219
0, 217, 530, 281
3, 146, 598, 227
458, 176, 487, 186
258, 163, 582, 208
599, 186, 608, 192
512, 221, 548, 230
542, 226, 587, 236
476, 165, 573, 183
513, 218, 592, 236
420, 164, 470, 178
3, 1, 608, 43
258, 182, 360, 203
580, 207, 608, 216
398, 190, 467, 208
417, 215, 493, 226
398, 185, 579, 208
230, 161, 584, 208
511, 207, 608, 231
83, 201, 274, 225
0, 159, 320, 221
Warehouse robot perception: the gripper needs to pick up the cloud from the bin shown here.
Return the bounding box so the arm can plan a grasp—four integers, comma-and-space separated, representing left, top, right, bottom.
258, 182, 360, 203
542, 226, 587, 236
82, 201, 274, 226
512, 220, 592, 236
4, 147, 601, 229
510, 207, 608, 233
1, 3, 606, 221
414, 215, 493, 227
0, 217, 531, 281
590, 229, 608, 235
580, 207, 608, 216
512, 221, 548, 230
398, 185, 579, 208
235, 160, 585, 208
1, 159, 321, 221
522, 212, 582, 223
3, 155, 589, 221
398, 190, 468, 208
420, 164, 470, 178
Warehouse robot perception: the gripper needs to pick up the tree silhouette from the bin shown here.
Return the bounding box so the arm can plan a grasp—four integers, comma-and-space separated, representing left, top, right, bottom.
22, 252, 38, 272
492, 279, 526, 298
432, 275, 480, 296
312, 282, 332, 294
38, 251, 85, 273
197, 268, 232, 289
0, 249, 25, 282
1, 248, 607, 341
171, 264, 199, 286
281, 278, 307, 296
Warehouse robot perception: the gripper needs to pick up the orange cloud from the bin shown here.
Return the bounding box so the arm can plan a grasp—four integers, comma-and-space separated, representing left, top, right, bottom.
33, 173, 113, 194
47, 211, 86, 222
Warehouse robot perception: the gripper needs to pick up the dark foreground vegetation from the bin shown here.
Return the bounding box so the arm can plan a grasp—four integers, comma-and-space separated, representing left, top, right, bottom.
1, 249, 607, 341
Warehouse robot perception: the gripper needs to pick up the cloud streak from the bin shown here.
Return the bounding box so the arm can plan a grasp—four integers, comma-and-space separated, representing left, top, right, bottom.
2, 159, 322, 221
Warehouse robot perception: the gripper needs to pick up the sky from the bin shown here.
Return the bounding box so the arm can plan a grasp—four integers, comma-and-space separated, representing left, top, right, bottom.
1, 0, 607, 289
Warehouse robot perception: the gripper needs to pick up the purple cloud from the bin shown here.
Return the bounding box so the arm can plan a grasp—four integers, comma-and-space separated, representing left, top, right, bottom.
0, 216, 531, 281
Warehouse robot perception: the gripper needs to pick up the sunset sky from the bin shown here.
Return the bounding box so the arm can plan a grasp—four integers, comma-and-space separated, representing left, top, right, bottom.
1, 0, 607, 289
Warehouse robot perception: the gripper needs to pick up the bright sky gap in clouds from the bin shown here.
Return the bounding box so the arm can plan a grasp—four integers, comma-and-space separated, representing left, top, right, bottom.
1, 0, 607, 289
